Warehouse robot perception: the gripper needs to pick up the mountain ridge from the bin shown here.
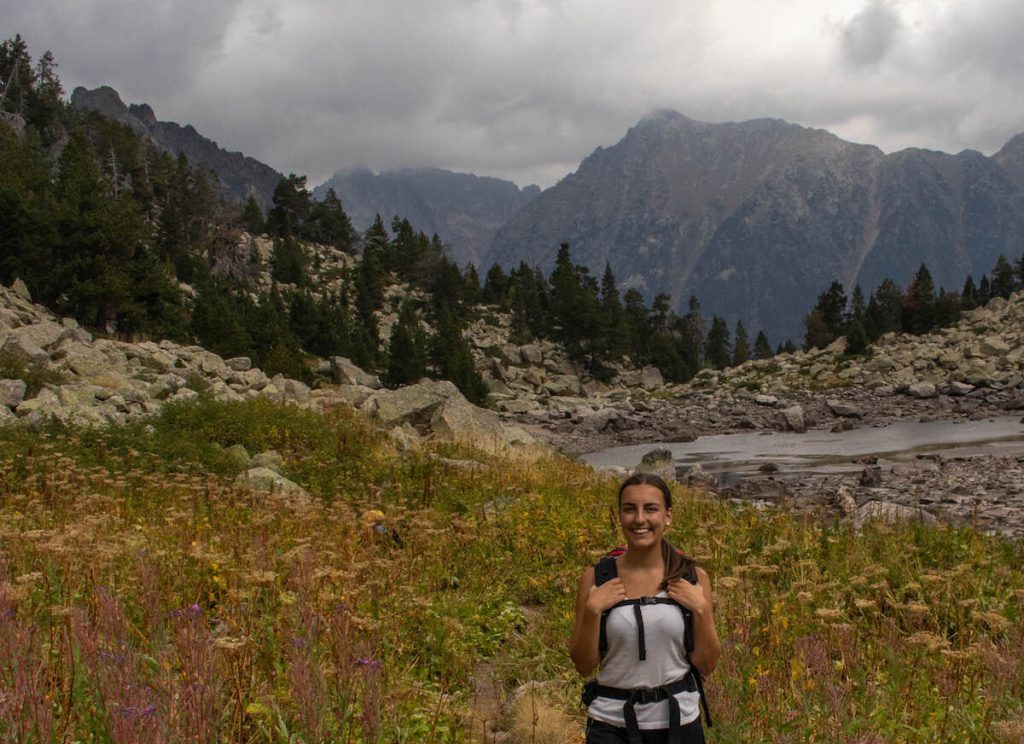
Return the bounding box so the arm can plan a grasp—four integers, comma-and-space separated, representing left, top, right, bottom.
486, 110, 1024, 343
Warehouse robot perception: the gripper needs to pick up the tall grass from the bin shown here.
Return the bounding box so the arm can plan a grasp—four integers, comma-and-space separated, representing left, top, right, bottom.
0, 397, 1021, 741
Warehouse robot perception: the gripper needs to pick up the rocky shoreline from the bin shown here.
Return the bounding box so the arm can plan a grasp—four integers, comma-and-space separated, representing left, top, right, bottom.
515, 387, 1024, 541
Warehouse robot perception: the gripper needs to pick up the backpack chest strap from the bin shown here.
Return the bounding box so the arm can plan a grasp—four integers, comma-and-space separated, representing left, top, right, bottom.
600, 597, 682, 661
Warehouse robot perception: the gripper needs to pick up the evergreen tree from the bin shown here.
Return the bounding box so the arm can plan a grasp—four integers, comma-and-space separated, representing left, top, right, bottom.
191, 277, 252, 357
847, 285, 866, 327
463, 263, 481, 306
932, 288, 962, 328
597, 262, 630, 361
481, 263, 510, 306
902, 263, 935, 334
51, 136, 179, 334
1016, 254, 1024, 291
732, 320, 750, 366
704, 316, 731, 370
240, 196, 265, 234
681, 295, 704, 374
270, 236, 308, 286
266, 174, 312, 238
383, 301, 427, 387
508, 262, 548, 342
844, 315, 870, 356
306, 187, 355, 250
866, 278, 903, 340
623, 288, 652, 364
961, 275, 978, 310
0, 124, 56, 292
978, 274, 991, 305
753, 331, 773, 360
430, 310, 487, 404
991, 254, 1016, 299
802, 310, 831, 350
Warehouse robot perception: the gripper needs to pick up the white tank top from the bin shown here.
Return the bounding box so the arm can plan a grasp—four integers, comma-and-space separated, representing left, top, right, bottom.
587, 591, 700, 729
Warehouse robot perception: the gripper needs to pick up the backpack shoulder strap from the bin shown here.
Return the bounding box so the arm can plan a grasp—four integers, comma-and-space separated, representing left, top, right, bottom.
593, 549, 625, 658
593, 554, 618, 587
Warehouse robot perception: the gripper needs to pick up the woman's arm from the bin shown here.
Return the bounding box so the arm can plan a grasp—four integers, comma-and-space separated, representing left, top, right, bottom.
687, 567, 721, 676
569, 566, 627, 676
667, 566, 722, 676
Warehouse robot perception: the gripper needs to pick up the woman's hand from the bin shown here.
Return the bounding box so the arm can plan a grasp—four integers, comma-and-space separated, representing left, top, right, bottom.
667, 576, 708, 615
586, 577, 627, 615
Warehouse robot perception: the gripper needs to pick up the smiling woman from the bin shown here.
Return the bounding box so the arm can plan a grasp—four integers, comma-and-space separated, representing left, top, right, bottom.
569, 473, 721, 744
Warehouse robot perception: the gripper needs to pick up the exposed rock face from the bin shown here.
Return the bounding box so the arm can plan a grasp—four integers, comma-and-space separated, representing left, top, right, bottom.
313, 167, 540, 267
71, 86, 283, 207
486, 110, 1024, 344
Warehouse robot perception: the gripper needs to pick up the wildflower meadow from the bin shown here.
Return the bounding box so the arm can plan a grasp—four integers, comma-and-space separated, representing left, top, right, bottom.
0, 397, 1022, 742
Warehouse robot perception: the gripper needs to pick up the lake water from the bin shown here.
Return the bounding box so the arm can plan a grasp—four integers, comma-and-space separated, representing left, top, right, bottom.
580, 415, 1024, 484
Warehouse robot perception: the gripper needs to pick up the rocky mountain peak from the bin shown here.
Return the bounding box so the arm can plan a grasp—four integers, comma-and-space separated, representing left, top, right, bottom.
71, 85, 284, 207
993, 131, 1024, 188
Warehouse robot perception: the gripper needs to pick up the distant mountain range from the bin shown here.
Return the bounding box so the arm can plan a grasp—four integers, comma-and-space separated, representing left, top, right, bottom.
485, 110, 1024, 344
71, 86, 539, 267
314, 168, 539, 267
70, 87, 1024, 344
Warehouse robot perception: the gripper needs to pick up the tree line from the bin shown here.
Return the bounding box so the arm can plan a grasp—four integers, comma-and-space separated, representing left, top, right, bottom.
803, 256, 1024, 355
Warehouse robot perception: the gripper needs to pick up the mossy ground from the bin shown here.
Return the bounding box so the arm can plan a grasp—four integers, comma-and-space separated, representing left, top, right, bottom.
0, 397, 1021, 742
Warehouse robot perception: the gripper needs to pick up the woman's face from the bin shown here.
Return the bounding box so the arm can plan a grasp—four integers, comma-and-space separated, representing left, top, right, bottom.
618, 483, 672, 549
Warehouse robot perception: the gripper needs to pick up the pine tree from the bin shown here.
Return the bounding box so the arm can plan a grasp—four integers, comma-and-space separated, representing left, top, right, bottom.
463, 263, 481, 306
844, 315, 870, 356
240, 196, 265, 234
705, 316, 731, 370
270, 236, 308, 286
991, 254, 1016, 299
481, 263, 510, 306
978, 274, 991, 305
753, 331, 772, 360
902, 264, 935, 335
597, 263, 630, 361
430, 311, 487, 404
732, 320, 750, 366
1016, 254, 1024, 291
266, 174, 312, 238
383, 301, 427, 387
932, 288, 962, 328
623, 288, 652, 364
961, 275, 978, 310
306, 187, 355, 250
866, 279, 903, 339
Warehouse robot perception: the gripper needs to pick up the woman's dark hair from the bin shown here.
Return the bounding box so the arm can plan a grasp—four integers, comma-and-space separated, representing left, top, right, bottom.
618, 473, 696, 589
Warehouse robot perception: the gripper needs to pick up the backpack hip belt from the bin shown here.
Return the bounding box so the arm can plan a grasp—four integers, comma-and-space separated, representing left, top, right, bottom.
582, 673, 697, 744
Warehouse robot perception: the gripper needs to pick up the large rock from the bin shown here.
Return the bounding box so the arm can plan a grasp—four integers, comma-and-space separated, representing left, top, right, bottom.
772, 405, 806, 433
906, 382, 938, 399
855, 501, 937, 528
639, 366, 665, 390
0, 379, 27, 408
362, 379, 538, 451
330, 357, 380, 389
826, 399, 861, 418
8, 321, 67, 350
234, 467, 308, 498
634, 448, 676, 482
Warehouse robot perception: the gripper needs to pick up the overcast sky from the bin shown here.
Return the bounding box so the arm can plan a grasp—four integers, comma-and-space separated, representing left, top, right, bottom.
7, 0, 1024, 189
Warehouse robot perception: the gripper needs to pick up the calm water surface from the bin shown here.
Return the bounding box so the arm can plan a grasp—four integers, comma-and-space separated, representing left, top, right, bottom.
580, 415, 1024, 484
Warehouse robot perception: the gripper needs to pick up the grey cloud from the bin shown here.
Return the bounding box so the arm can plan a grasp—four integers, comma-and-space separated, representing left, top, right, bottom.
839, 1, 902, 68
4, 0, 1024, 188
